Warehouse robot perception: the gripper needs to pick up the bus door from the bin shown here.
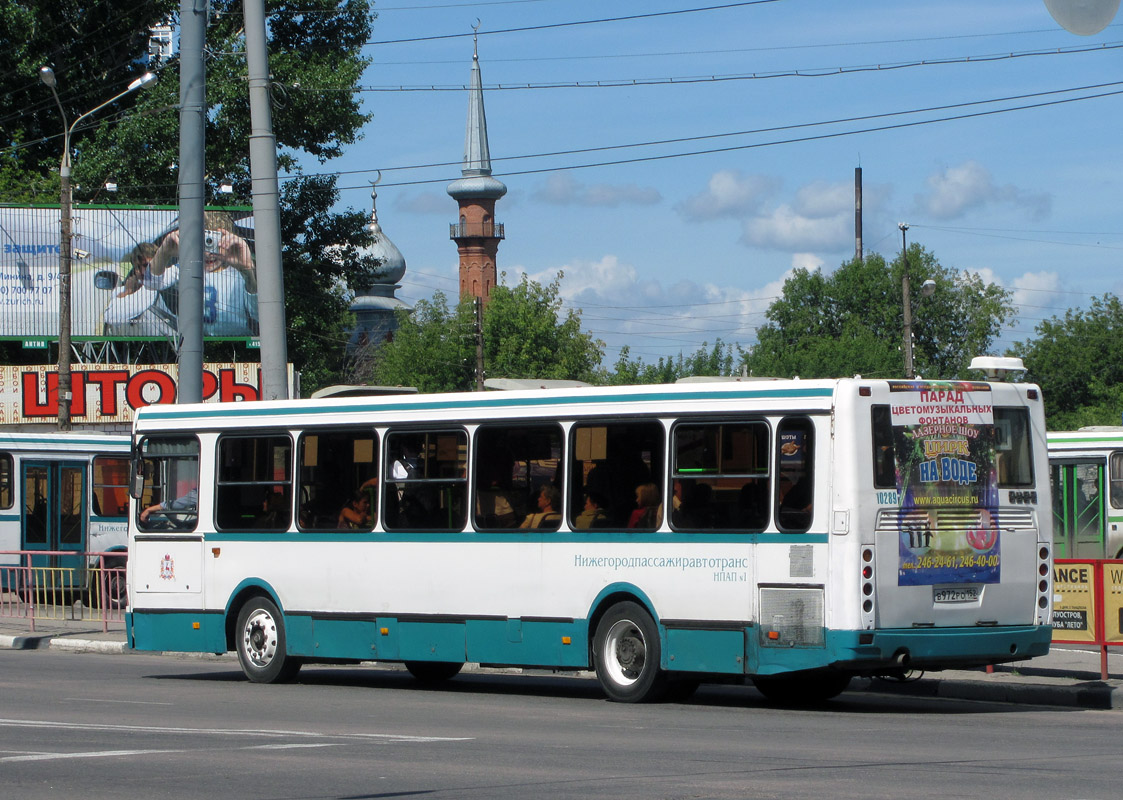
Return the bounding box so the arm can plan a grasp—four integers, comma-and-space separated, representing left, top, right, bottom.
21, 460, 87, 580
1051, 459, 1104, 558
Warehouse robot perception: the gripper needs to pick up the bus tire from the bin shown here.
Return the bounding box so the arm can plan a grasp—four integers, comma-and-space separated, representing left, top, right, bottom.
752, 673, 851, 705
105, 556, 127, 610
404, 661, 464, 683
236, 597, 301, 684
593, 601, 668, 703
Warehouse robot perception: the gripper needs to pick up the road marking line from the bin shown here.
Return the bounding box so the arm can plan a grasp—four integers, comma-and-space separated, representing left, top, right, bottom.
0, 718, 472, 742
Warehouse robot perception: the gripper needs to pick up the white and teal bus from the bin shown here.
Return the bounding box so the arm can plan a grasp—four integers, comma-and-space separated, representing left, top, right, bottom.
126, 377, 1053, 703
0, 431, 132, 603
1047, 427, 1123, 560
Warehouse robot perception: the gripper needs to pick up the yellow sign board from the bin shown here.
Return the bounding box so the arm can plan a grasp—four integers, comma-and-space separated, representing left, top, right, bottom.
1052, 560, 1097, 644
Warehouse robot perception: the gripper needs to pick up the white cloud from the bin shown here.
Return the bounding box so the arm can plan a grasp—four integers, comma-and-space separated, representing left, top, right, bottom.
915, 161, 1051, 220
741, 203, 851, 251
677, 170, 779, 221
509, 255, 789, 355
395, 191, 450, 215
533, 174, 660, 207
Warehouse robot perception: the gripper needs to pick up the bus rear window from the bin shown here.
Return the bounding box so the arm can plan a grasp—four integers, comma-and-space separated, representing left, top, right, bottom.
994, 407, 1033, 488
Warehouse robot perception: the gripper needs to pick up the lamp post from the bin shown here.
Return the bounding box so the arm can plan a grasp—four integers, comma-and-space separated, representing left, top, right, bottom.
38, 67, 156, 430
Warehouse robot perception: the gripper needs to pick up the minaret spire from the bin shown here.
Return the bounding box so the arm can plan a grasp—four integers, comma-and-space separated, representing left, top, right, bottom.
448, 24, 506, 304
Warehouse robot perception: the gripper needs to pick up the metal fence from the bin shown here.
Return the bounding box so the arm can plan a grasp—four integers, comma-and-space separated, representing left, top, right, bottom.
0, 550, 126, 632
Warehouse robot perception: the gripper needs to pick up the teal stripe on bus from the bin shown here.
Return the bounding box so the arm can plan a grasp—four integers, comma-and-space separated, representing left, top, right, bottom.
136, 386, 837, 422
202, 531, 830, 545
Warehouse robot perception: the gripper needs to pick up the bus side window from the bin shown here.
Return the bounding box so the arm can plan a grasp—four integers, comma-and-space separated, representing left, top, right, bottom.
871, 406, 896, 489
570, 420, 663, 530
384, 430, 468, 532
776, 418, 814, 532
0, 452, 11, 509
671, 421, 769, 531
1109, 452, 1123, 509
92, 456, 130, 516
137, 436, 200, 532
216, 435, 293, 532
297, 430, 378, 531
474, 424, 563, 531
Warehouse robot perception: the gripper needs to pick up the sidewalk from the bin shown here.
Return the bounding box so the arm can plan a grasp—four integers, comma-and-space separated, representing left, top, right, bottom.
2, 616, 1121, 709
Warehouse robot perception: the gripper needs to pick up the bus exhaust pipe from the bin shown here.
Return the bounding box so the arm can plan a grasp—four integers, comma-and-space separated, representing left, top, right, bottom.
893, 650, 911, 668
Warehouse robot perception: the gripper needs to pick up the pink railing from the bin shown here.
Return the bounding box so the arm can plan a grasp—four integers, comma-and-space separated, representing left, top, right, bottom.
0, 550, 126, 633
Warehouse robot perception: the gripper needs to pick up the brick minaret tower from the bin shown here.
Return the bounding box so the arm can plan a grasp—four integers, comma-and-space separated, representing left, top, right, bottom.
447, 33, 506, 304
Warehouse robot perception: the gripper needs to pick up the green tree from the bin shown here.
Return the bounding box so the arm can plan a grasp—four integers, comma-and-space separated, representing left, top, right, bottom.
607, 340, 742, 385
742, 248, 1016, 379
1, 1, 377, 389
370, 275, 604, 392
370, 292, 476, 393
1009, 294, 1123, 429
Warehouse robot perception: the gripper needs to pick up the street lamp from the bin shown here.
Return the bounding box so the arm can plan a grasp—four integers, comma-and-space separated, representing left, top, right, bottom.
38, 66, 156, 430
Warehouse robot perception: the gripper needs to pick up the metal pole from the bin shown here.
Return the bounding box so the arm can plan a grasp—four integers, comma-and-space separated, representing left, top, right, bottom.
899, 222, 914, 380
244, 0, 289, 400
58, 153, 73, 430
177, 0, 208, 403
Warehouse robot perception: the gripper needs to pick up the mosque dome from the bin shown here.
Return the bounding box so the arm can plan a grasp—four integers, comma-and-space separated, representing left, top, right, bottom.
357, 182, 406, 286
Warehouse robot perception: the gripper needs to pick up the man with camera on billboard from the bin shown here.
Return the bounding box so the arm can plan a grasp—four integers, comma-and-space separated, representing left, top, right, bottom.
147, 210, 259, 337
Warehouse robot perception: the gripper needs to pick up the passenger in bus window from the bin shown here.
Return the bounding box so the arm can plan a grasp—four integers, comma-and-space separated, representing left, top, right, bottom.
575, 492, 610, 529
338, 491, 372, 530
520, 486, 561, 529
628, 483, 661, 529
675, 482, 714, 529
140, 487, 198, 524
259, 490, 289, 529
778, 474, 812, 528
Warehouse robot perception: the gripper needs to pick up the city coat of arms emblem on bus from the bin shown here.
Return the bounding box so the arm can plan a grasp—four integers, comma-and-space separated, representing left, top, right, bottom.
160, 553, 175, 581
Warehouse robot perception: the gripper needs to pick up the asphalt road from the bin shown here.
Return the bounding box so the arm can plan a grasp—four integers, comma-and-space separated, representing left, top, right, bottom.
1, 649, 1119, 800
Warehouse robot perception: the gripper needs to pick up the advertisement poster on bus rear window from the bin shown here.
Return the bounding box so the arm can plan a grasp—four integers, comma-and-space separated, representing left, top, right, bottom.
888, 381, 1001, 586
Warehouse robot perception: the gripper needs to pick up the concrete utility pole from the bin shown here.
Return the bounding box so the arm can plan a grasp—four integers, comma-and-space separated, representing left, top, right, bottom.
244, 0, 289, 400
854, 167, 863, 262
474, 296, 485, 392
177, 0, 207, 403
900, 223, 914, 380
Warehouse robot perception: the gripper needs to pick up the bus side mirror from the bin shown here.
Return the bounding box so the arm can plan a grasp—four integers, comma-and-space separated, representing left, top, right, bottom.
130, 457, 145, 500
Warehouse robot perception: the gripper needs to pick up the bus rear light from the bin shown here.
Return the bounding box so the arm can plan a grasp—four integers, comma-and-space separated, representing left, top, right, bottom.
1039, 579, 1048, 593
1039, 546, 1050, 560
1039, 563, 1048, 576
860, 547, 876, 628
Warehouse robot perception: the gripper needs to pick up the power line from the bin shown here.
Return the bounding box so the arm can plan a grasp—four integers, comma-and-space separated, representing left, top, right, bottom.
353, 41, 1122, 91
368, 1, 784, 46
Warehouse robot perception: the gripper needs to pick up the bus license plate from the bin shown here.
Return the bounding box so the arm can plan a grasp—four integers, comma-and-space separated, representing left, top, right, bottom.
934, 587, 979, 603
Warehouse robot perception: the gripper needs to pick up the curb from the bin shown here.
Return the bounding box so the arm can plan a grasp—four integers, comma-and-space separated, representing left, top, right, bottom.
0, 634, 128, 655
861, 675, 1123, 710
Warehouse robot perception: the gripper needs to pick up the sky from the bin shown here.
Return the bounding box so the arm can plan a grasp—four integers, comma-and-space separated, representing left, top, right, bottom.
293, 0, 1123, 366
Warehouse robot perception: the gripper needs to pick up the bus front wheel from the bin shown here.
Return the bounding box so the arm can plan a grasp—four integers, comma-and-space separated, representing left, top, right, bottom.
593, 602, 668, 703
236, 597, 301, 684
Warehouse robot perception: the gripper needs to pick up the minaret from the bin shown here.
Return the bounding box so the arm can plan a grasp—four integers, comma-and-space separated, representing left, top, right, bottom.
447, 28, 506, 304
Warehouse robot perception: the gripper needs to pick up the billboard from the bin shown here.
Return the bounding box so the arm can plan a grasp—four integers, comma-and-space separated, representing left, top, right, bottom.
0, 205, 257, 341
888, 381, 1002, 587
0, 363, 290, 425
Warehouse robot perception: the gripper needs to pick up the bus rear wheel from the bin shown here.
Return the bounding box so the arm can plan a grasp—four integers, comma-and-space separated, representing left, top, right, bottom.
236, 597, 301, 684
593, 601, 668, 703
752, 673, 851, 705
404, 661, 464, 683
